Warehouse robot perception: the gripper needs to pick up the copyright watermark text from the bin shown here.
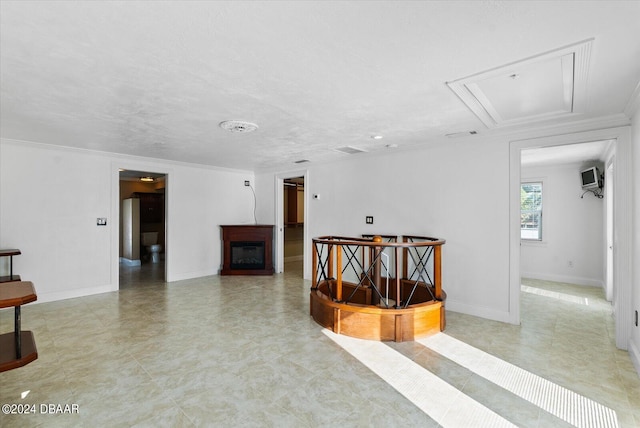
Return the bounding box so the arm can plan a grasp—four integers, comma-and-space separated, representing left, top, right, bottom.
2, 403, 79, 415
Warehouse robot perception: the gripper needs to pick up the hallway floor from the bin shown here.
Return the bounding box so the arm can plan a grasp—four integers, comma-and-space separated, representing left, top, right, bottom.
1, 271, 638, 427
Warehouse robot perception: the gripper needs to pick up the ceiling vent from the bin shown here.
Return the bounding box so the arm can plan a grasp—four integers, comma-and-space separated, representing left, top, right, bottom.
219, 120, 259, 133
334, 146, 367, 155
447, 39, 593, 129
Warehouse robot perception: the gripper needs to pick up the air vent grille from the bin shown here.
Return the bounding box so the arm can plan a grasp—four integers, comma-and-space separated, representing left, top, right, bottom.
334, 146, 366, 155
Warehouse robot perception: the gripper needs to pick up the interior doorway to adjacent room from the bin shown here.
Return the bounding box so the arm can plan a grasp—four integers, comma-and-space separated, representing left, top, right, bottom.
511, 128, 633, 351
283, 176, 304, 276
118, 169, 167, 287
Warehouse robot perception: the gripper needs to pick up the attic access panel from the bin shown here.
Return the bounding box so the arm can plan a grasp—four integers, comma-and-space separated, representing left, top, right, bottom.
447, 39, 593, 129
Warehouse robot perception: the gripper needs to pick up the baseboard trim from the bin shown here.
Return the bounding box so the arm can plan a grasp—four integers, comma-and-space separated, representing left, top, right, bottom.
35, 284, 116, 304
167, 269, 217, 282
629, 338, 640, 375
521, 271, 603, 288
446, 300, 515, 325
119, 257, 141, 266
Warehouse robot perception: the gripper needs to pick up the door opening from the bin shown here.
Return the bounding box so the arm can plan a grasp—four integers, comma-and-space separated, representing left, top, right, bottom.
283, 176, 304, 276
118, 170, 167, 287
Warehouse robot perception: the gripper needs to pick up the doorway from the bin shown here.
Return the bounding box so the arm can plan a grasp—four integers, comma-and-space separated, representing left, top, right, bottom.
509, 126, 633, 350
118, 170, 167, 287
274, 171, 309, 277
283, 176, 304, 276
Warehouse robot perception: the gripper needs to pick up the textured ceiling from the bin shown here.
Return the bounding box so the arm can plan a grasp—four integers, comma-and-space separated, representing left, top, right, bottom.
1, 1, 639, 171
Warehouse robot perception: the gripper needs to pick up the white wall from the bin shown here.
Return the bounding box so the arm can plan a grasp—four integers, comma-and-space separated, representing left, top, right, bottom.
520, 163, 604, 287
163, 162, 255, 281
630, 106, 640, 373
256, 136, 513, 322
0, 139, 254, 302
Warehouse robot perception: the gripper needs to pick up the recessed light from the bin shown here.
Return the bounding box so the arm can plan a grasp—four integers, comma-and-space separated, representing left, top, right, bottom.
371, 135, 384, 140
140, 177, 154, 182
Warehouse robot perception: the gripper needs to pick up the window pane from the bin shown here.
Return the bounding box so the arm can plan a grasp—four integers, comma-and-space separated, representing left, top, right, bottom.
521, 182, 542, 240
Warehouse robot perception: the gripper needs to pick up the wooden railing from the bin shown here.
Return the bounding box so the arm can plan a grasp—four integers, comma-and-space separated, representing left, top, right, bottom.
312, 235, 445, 309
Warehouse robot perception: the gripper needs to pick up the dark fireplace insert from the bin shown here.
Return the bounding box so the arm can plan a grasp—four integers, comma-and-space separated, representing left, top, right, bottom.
230, 241, 265, 270
220, 225, 274, 275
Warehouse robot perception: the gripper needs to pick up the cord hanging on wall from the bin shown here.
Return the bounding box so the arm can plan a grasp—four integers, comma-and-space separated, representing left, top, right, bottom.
245, 181, 258, 224
581, 188, 604, 199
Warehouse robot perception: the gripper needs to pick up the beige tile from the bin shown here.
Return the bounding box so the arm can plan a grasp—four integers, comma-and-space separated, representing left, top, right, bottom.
1, 267, 637, 427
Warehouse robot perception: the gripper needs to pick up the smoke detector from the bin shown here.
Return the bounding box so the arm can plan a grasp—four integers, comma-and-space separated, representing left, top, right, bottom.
219, 120, 259, 133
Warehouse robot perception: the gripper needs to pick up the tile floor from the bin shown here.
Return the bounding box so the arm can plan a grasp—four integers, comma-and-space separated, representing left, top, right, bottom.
0, 264, 638, 427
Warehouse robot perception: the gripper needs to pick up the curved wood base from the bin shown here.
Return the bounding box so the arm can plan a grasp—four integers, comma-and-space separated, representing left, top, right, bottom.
310, 289, 446, 342
0, 331, 38, 372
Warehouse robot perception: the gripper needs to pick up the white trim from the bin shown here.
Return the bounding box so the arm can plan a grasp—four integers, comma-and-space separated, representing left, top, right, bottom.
1, 137, 252, 174
274, 170, 309, 277
447, 39, 593, 129
111, 160, 173, 285
521, 271, 603, 288
519, 179, 545, 242
624, 80, 640, 118
168, 269, 218, 282
629, 338, 640, 377
510, 126, 633, 349
34, 284, 116, 304
446, 300, 512, 324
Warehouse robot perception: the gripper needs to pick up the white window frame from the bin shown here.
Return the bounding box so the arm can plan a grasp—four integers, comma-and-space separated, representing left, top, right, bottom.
520, 181, 543, 241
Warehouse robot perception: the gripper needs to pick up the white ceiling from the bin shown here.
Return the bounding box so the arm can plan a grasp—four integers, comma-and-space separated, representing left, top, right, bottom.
520, 139, 613, 168
1, 1, 639, 171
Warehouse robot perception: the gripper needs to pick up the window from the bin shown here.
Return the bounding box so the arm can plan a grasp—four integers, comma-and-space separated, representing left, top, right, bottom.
521, 182, 542, 240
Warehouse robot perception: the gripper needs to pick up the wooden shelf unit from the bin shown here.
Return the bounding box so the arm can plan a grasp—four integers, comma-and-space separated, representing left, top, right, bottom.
0, 281, 38, 372
0, 249, 21, 283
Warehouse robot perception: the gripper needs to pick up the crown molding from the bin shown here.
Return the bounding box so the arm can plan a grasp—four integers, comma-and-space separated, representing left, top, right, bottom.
623, 81, 640, 118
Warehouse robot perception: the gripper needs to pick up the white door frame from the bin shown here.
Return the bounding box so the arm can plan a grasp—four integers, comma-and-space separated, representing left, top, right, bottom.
605, 161, 614, 302
111, 161, 172, 288
274, 170, 309, 277
509, 126, 632, 350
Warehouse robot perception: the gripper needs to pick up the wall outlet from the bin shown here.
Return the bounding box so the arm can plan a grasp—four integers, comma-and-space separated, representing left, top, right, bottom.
97, 218, 107, 226
244, 180, 250, 186
366, 216, 374, 224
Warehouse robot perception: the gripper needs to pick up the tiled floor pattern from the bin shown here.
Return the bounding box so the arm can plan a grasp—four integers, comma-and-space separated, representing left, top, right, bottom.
0, 267, 638, 427
417, 333, 618, 428
325, 330, 518, 427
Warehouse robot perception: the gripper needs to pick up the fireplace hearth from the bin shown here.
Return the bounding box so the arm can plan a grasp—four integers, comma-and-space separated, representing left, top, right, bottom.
220, 225, 274, 275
